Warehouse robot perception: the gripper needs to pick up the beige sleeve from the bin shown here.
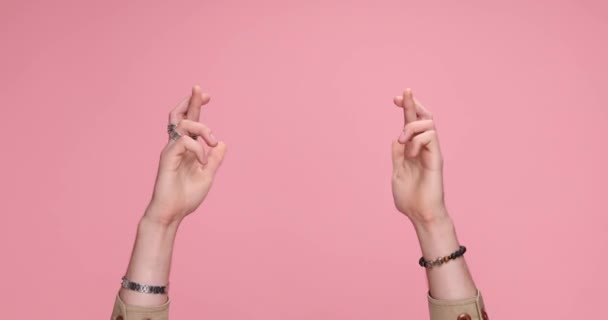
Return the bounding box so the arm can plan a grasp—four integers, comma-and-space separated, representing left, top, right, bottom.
109, 290, 487, 320
110, 293, 170, 320
428, 291, 489, 320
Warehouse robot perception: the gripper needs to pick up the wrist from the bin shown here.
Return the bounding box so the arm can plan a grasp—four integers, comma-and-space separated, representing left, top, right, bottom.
142, 204, 183, 229
138, 215, 180, 238
121, 215, 177, 306
413, 214, 460, 260
123, 215, 179, 287
409, 205, 451, 230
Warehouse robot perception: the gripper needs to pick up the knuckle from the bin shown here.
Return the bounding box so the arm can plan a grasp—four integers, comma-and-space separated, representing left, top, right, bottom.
412, 133, 424, 142
159, 146, 172, 161
177, 119, 189, 129
403, 127, 412, 137
176, 135, 189, 144
404, 123, 416, 134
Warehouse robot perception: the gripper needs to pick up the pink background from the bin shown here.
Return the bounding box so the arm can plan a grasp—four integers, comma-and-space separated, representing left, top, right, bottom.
1, 0, 607, 318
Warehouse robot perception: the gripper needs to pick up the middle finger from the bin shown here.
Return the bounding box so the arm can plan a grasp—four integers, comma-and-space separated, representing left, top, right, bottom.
186, 85, 211, 122
402, 89, 418, 125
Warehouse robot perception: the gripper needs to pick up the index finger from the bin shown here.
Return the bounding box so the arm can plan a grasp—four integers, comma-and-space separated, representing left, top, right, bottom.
413, 98, 433, 120
168, 96, 190, 125
402, 88, 417, 125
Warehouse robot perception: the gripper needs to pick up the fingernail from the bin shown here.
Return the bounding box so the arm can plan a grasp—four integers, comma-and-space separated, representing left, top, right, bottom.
209, 133, 218, 144
398, 132, 406, 143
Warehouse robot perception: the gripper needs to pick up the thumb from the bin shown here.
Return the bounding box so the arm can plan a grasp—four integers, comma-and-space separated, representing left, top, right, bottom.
205, 141, 227, 175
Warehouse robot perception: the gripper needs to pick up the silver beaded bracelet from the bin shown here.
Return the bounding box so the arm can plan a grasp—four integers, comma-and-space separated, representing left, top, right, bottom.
121, 276, 169, 295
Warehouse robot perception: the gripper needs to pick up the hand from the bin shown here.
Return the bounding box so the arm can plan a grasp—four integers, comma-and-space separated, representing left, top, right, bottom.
144, 86, 227, 226
391, 89, 447, 227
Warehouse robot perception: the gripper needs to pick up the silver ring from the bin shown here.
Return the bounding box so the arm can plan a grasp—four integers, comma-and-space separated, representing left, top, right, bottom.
167, 123, 182, 141
168, 123, 198, 141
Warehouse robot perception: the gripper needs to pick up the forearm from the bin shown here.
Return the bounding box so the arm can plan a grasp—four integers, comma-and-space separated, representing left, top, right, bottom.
413, 210, 477, 300
119, 209, 179, 307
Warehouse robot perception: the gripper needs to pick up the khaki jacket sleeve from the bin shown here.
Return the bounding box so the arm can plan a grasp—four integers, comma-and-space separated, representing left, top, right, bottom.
109, 290, 486, 320
428, 291, 489, 320
111, 293, 170, 320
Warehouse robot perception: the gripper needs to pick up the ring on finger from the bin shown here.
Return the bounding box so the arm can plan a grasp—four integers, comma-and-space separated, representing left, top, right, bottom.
167, 123, 198, 141
166, 123, 181, 141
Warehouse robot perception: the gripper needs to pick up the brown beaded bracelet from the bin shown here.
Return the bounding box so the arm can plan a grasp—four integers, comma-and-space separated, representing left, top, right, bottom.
418, 245, 467, 268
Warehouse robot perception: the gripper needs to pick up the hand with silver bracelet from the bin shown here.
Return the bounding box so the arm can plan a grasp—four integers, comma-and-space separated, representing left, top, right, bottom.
113, 86, 485, 320
118, 85, 227, 308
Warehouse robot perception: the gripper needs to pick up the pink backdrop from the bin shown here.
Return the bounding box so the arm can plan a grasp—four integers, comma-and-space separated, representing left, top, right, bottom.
1, 0, 607, 318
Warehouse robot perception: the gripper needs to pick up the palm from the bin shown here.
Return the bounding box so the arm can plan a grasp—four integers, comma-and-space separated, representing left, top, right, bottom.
145, 86, 227, 225
391, 89, 446, 224
151, 153, 212, 219
392, 156, 444, 219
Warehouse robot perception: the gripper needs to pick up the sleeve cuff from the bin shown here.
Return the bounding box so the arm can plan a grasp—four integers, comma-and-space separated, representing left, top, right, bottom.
428, 290, 489, 320
111, 293, 170, 320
